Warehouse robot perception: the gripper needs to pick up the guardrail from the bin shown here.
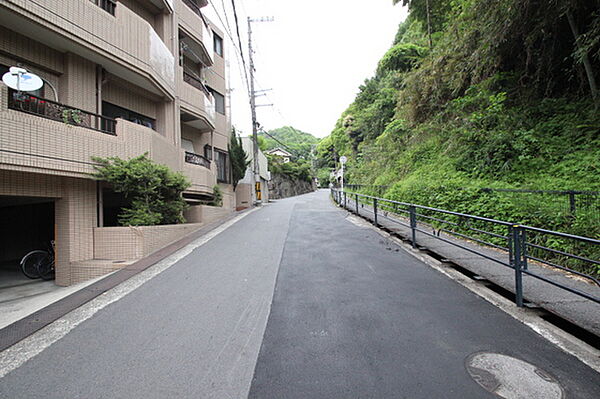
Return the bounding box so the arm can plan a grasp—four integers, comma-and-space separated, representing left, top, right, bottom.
331, 188, 600, 307
344, 184, 600, 222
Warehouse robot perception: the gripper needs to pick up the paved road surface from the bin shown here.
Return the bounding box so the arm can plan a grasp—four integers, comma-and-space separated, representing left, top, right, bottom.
1, 190, 598, 398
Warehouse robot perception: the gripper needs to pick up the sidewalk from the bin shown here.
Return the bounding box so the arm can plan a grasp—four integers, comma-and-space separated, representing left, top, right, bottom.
0, 209, 249, 352
343, 199, 600, 337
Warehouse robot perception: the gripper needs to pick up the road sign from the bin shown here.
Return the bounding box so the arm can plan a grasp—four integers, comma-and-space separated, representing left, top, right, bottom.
340, 156, 347, 164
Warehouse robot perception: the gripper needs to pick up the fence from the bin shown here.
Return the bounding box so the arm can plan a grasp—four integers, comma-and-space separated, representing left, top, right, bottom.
344, 184, 600, 224
331, 188, 600, 308
8, 89, 117, 135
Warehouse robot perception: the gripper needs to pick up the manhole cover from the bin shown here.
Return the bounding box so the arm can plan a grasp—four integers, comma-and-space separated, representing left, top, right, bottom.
465, 352, 564, 399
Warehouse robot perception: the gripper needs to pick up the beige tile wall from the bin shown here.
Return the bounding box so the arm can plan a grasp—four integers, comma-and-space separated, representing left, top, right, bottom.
0, 25, 64, 74
94, 222, 204, 260
103, 76, 160, 119
183, 204, 232, 225
0, 170, 97, 286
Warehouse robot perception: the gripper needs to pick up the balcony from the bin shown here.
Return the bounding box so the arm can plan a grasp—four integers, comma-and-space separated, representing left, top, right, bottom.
7, 90, 116, 135
1, 0, 175, 98
183, 71, 210, 96
180, 70, 216, 131
182, 0, 208, 17
185, 151, 211, 168
178, 3, 214, 66
91, 0, 117, 15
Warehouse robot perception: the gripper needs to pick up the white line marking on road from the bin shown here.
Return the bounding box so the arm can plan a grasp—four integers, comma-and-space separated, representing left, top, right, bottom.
0, 209, 258, 378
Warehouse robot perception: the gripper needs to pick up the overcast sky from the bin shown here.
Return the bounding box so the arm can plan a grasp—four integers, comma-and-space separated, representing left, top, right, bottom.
204, 1, 408, 138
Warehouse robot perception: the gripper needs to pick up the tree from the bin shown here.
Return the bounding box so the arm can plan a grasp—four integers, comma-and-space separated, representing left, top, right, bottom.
92, 154, 190, 226
393, 0, 451, 49
228, 128, 250, 191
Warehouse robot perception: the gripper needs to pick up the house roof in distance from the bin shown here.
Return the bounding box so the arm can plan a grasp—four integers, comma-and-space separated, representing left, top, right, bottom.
266, 147, 293, 157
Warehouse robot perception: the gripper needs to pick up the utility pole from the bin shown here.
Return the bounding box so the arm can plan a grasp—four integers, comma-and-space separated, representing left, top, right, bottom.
247, 16, 273, 205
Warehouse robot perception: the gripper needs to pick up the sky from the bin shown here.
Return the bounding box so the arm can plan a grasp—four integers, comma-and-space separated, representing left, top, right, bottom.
204, 0, 408, 138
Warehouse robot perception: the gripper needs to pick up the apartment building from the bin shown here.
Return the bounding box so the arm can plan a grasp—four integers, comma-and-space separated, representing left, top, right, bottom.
0, 0, 233, 286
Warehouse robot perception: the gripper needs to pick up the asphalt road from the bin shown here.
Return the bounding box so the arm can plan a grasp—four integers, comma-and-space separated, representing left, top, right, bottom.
1, 190, 599, 398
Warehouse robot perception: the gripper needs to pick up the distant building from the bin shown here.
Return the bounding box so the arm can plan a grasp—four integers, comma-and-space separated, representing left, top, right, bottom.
236, 137, 271, 208
266, 148, 293, 163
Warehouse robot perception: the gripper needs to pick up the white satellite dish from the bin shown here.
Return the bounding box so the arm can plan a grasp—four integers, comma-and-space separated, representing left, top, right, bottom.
2, 67, 43, 92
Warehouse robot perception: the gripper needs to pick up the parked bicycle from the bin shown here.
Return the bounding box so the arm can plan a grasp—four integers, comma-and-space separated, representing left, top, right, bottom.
20, 241, 55, 280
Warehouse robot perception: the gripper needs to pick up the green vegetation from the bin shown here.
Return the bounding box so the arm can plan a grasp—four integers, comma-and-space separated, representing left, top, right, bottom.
268, 154, 313, 183
318, 0, 600, 275
257, 126, 318, 183
92, 154, 190, 226
209, 184, 223, 207
229, 129, 250, 191
258, 126, 319, 159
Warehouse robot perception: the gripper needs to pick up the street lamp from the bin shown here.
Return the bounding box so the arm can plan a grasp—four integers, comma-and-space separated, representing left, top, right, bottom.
340, 155, 347, 192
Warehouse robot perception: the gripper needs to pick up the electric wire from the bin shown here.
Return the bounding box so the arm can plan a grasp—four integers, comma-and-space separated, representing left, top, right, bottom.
207, 0, 250, 94
229, 0, 249, 87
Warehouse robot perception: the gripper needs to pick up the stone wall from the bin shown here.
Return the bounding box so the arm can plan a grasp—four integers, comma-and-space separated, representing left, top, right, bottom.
268, 173, 315, 200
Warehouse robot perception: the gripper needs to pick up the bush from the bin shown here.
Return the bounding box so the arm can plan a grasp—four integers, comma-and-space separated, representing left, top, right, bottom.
92, 154, 190, 226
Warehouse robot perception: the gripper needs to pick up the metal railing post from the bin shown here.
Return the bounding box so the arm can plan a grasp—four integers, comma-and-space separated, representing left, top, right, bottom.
568, 191, 576, 216
373, 198, 378, 227
344, 191, 347, 209
522, 228, 528, 271
355, 194, 359, 215
409, 205, 417, 248
511, 225, 524, 307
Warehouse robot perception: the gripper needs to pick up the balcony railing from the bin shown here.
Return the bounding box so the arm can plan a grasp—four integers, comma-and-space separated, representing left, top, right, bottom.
91, 0, 116, 15
8, 90, 117, 135
183, 71, 210, 96
185, 151, 211, 168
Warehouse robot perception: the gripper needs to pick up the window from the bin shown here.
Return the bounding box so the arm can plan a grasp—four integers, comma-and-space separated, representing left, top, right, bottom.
204, 144, 212, 160
207, 87, 225, 115
102, 101, 155, 130
215, 149, 230, 183
213, 33, 223, 57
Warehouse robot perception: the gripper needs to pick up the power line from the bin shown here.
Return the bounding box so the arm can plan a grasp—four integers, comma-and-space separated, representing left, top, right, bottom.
230, 0, 248, 90
219, 0, 234, 38
207, 0, 249, 93
258, 129, 295, 154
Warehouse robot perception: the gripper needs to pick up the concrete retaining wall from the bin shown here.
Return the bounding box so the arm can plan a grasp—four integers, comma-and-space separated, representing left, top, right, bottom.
94, 223, 203, 260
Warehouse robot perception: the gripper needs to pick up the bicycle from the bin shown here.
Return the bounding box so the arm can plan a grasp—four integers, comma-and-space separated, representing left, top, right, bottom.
20, 241, 55, 280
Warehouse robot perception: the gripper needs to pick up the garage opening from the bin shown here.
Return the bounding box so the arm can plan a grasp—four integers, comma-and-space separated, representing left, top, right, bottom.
0, 196, 55, 287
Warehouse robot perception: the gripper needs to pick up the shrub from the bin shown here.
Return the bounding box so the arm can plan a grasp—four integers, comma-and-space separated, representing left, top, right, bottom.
92, 154, 190, 226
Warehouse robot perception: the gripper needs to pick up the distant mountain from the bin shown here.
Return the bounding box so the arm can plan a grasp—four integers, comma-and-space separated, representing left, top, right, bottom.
258, 126, 319, 159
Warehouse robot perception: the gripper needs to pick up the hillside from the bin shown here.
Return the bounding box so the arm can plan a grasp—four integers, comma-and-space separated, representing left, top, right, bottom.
317, 0, 600, 273
258, 126, 319, 159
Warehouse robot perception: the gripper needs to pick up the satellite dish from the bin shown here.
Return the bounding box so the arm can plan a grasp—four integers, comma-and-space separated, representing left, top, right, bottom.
2, 67, 43, 92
